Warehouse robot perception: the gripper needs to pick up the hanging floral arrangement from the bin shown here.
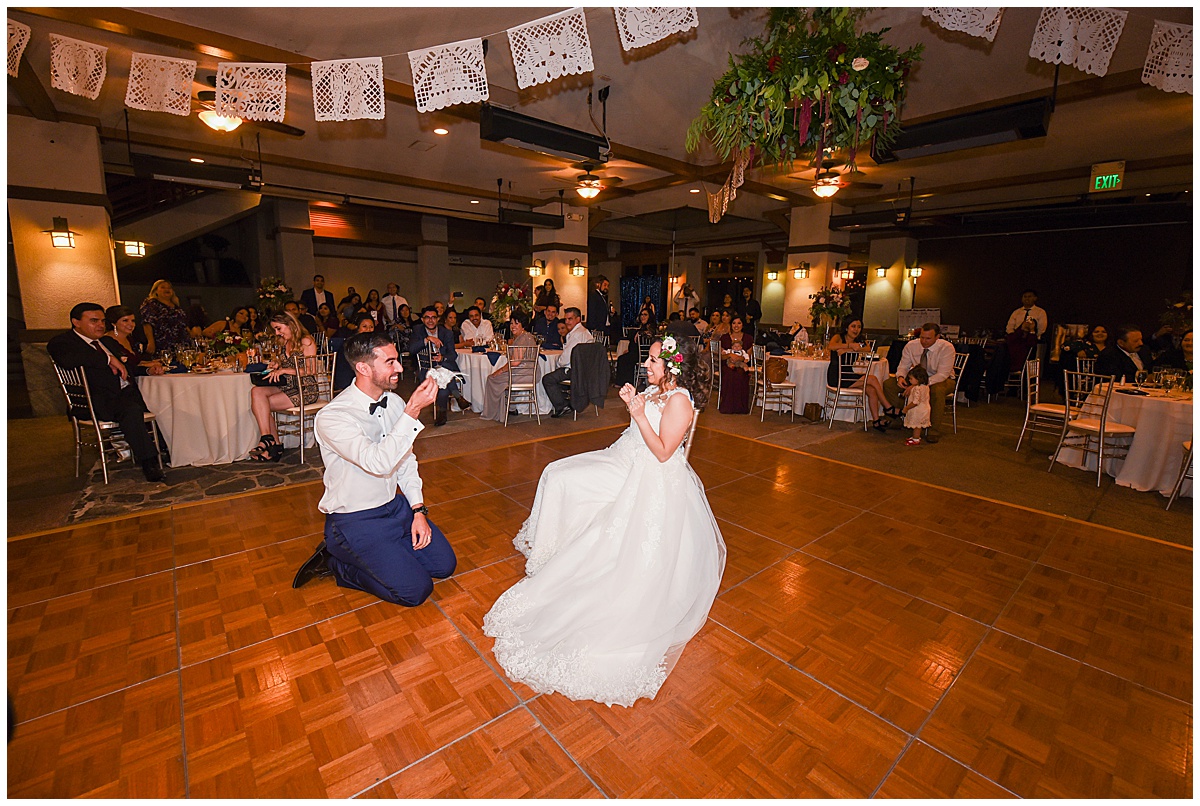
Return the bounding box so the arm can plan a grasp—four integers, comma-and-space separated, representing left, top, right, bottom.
686, 9, 923, 176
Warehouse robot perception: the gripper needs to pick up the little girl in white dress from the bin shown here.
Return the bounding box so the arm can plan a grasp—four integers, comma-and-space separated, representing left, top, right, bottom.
902, 365, 931, 446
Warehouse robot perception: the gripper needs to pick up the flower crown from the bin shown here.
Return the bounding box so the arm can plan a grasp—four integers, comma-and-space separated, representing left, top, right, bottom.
659, 336, 684, 375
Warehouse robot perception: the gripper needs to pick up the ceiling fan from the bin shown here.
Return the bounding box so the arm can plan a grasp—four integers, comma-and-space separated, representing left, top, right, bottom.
540, 160, 628, 200
193, 74, 306, 138
790, 147, 883, 198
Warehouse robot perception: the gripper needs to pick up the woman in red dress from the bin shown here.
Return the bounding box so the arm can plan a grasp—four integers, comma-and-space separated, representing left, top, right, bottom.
718, 314, 754, 414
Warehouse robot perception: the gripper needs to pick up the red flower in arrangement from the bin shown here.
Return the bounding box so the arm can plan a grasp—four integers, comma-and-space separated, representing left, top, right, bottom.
767, 54, 782, 73
838, 72, 849, 85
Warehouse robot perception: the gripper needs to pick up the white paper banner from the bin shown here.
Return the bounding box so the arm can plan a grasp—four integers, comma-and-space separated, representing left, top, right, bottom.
216, 62, 287, 122
312, 57, 385, 121
614, 7, 699, 51
407, 38, 488, 113
922, 8, 1004, 42
125, 52, 197, 116
1029, 7, 1128, 77
8, 18, 30, 77
49, 34, 107, 99
508, 7, 594, 89
1142, 20, 1192, 95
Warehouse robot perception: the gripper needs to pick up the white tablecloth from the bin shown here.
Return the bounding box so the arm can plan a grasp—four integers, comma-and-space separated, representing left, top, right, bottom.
1056, 387, 1192, 497
138, 372, 260, 466
456, 349, 564, 415
764, 355, 889, 421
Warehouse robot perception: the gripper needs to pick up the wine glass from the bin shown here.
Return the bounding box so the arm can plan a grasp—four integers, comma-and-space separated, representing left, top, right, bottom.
1135, 370, 1148, 388
158, 350, 174, 371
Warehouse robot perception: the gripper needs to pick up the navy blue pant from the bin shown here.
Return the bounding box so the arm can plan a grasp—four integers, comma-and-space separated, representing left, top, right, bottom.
324, 494, 457, 606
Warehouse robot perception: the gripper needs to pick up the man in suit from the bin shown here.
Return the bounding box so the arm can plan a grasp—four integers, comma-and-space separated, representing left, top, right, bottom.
531, 303, 563, 349
47, 303, 165, 482
299, 274, 331, 320
1096, 325, 1151, 382
407, 305, 470, 425
587, 274, 620, 344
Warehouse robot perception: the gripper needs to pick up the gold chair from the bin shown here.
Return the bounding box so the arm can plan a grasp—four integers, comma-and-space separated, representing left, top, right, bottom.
1048, 370, 1134, 487
945, 351, 970, 433
823, 351, 875, 430
503, 344, 541, 426
273, 353, 335, 463
1015, 358, 1068, 450
682, 407, 701, 462
755, 353, 797, 422
1165, 441, 1192, 511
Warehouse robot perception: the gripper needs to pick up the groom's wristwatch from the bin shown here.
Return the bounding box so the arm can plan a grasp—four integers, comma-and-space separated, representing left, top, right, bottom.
411, 504, 429, 516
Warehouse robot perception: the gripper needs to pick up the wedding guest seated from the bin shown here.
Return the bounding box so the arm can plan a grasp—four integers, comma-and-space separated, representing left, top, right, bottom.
102, 305, 164, 376
440, 309, 461, 345
408, 305, 470, 425
541, 307, 593, 418
789, 322, 810, 346
556, 319, 570, 345
249, 312, 318, 462
1157, 329, 1193, 371
708, 310, 730, 339
473, 297, 492, 321
246, 305, 264, 335
187, 302, 227, 339
689, 308, 708, 335
458, 305, 494, 346
1067, 324, 1109, 367
880, 322, 957, 443
665, 311, 700, 339
531, 304, 562, 349
284, 300, 320, 339
316, 303, 340, 338
339, 293, 363, 323
1096, 325, 1151, 382
718, 314, 754, 414
48, 303, 165, 481
481, 310, 537, 422
333, 313, 375, 391
616, 308, 658, 387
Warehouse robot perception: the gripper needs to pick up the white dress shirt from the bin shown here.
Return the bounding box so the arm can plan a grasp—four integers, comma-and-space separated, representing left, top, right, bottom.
895, 337, 958, 386
693, 319, 709, 334
1005, 305, 1047, 337
312, 288, 329, 308
315, 383, 426, 514
460, 318, 494, 343
381, 293, 408, 324
673, 289, 700, 316
1120, 346, 1145, 372
560, 322, 594, 369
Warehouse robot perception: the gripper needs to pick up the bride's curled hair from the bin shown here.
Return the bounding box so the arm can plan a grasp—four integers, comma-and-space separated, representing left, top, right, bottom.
659, 337, 711, 410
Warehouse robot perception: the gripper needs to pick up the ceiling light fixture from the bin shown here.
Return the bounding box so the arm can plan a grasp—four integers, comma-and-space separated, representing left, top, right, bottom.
469, 199, 480, 204
189, 157, 205, 164
569, 259, 587, 277
433, 127, 449, 136
45, 217, 77, 248
689, 188, 701, 194
528, 259, 545, 277
576, 174, 603, 199
198, 109, 242, 133
812, 173, 842, 198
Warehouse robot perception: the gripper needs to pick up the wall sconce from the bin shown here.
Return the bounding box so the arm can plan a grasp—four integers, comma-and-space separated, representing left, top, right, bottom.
527, 259, 545, 277
45, 217, 77, 248
835, 263, 855, 281
874, 266, 888, 278
122, 240, 148, 258
907, 266, 923, 278
766, 269, 779, 281
792, 262, 810, 280
568, 259, 586, 277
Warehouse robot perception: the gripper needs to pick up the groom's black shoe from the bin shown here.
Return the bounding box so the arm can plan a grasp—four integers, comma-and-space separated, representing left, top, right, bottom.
293, 541, 333, 588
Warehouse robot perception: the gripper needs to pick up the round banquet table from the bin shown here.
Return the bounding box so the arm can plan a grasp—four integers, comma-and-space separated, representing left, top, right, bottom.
762, 355, 890, 421
138, 371, 261, 466
1055, 386, 1192, 498
456, 348, 564, 415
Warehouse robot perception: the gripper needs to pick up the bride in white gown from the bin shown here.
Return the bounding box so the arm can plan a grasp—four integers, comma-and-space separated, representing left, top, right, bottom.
483, 336, 725, 707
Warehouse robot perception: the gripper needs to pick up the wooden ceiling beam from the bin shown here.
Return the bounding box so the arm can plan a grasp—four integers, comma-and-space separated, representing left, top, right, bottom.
7, 52, 58, 122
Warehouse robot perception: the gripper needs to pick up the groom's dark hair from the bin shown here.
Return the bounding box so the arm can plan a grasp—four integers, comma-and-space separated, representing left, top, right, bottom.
344, 330, 394, 368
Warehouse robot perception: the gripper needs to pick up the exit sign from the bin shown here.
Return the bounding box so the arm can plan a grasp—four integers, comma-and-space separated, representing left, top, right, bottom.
1090, 160, 1125, 193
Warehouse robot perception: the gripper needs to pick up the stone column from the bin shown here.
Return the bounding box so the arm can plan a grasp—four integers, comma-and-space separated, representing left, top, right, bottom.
272, 198, 315, 294
782, 203, 850, 329
417, 215, 449, 309
531, 204, 589, 315
865, 236, 918, 333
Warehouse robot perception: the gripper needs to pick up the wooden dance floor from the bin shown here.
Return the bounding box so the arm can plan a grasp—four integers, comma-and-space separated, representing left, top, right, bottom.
7, 427, 1192, 797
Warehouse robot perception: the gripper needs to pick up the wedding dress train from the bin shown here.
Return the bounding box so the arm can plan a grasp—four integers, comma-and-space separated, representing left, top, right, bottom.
483, 387, 725, 707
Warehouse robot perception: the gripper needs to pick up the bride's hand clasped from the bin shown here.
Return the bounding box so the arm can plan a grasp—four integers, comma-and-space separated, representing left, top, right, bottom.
626, 392, 646, 418
618, 383, 637, 406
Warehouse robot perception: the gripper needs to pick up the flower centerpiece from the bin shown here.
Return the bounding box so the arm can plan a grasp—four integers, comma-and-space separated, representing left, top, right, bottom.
1159, 292, 1192, 341
809, 285, 853, 337
214, 328, 252, 357
686, 9, 923, 177
490, 280, 533, 322
257, 276, 293, 315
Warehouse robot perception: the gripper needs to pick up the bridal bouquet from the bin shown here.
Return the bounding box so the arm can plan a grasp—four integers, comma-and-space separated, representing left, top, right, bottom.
490, 280, 533, 322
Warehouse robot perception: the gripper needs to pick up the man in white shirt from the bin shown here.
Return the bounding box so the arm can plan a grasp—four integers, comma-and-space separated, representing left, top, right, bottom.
458, 306, 494, 345
689, 308, 708, 334
881, 322, 958, 443
673, 283, 700, 317
380, 283, 408, 326
299, 274, 331, 319
1005, 289, 1048, 339
292, 331, 456, 605
541, 306, 593, 417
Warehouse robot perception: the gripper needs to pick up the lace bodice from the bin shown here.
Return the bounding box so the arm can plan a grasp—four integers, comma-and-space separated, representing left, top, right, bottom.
610, 385, 692, 462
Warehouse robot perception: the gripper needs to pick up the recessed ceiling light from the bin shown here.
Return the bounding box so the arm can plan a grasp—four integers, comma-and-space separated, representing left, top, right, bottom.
190, 157, 205, 163
433, 127, 449, 136
689, 188, 700, 194
469, 200, 480, 204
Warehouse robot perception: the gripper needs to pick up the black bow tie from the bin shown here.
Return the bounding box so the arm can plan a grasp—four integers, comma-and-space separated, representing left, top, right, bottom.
369, 396, 388, 415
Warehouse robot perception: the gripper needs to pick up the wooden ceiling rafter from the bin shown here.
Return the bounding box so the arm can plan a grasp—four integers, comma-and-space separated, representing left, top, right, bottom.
8, 51, 59, 122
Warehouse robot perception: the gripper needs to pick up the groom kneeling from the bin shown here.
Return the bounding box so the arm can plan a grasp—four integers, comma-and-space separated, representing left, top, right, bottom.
293, 331, 456, 605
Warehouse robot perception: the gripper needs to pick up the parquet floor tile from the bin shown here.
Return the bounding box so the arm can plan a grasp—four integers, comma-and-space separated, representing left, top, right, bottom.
7, 673, 184, 798
173, 485, 325, 567
538, 426, 625, 456
8, 570, 178, 722
455, 442, 568, 490
527, 622, 910, 798
176, 536, 378, 666
716, 519, 795, 593
689, 427, 800, 467
995, 563, 1192, 702
876, 741, 1015, 798
710, 554, 987, 733
430, 491, 528, 574
920, 631, 1193, 798
805, 511, 1033, 623
707, 482, 863, 548
497, 479, 539, 509
689, 454, 750, 490
7, 510, 174, 606
1039, 520, 1192, 607
751, 450, 924, 508
359, 708, 602, 798
180, 600, 517, 798
416, 457, 495, 502
868, 486, 1063, 561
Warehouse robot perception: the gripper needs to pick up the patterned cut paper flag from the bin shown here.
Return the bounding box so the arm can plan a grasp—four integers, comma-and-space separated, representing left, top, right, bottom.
125, 52, 197, 116
508, 7, 594, 89
408, 38, 488, 113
